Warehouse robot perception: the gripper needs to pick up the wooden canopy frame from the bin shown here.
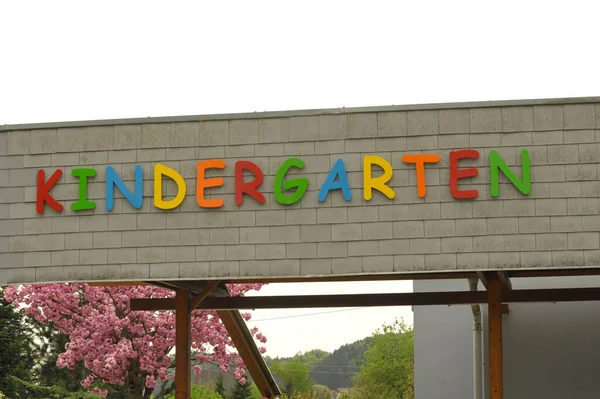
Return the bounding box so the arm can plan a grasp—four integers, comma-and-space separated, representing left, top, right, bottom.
91, 267, 600, 399
150, 280, 281, 399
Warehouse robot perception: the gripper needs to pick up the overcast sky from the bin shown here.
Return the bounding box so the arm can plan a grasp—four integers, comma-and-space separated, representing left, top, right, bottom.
1, 1, 599, 357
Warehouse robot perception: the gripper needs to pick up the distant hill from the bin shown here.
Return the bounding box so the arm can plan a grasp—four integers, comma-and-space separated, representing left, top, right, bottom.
154, 338, 371, 395
266, 337, 372, 390
309, 337, 372, 389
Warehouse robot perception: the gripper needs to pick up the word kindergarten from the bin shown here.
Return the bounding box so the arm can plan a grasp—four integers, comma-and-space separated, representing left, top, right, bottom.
35, 149, 531, 214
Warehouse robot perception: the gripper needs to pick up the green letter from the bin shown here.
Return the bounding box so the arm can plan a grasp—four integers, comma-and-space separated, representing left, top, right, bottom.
489, 149, 530, 197
274, 158, 308, 205
71, 168, 97, 211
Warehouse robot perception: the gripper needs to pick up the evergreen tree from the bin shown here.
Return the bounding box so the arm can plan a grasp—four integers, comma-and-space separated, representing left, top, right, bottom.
215, 373, 226, 398
229, 379, 252, 399
30, 320, 86, 391
0, 289, 36, 398
1, 288, 120, 398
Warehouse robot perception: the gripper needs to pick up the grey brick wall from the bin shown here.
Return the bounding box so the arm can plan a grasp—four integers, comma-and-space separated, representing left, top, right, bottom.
1, 99, 600, 284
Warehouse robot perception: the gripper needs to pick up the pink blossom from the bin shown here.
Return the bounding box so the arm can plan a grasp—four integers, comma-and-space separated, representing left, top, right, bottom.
91, 387, 108, 397
193, 365, 202, 376
145, 375, 156, 389
81, 375, 95, 388
2, 283, 266, 397
158, 367, 168, 380
239, 378, 247, 385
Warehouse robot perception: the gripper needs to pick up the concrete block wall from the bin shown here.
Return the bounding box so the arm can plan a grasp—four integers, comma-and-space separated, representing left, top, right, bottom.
1, 99, 600, 284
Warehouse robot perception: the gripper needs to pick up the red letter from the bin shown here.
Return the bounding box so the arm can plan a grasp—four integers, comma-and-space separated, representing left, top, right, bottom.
449, 150, 479, 199
36, 169, 63, 214
235, 161, 265, 205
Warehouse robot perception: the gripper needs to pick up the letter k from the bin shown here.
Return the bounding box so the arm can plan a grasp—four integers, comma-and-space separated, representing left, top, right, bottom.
36, 169, 63, 214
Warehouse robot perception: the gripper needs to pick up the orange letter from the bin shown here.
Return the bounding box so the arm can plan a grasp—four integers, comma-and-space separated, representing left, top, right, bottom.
402, 154, 440, 198
363, 155, 395, 200
196, 160, 226, 208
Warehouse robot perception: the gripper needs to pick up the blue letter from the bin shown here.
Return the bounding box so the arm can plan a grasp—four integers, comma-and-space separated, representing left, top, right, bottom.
318, 158, 352, 202
106, 165, 143, 210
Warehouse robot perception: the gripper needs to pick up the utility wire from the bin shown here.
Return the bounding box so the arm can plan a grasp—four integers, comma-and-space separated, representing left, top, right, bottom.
248, 307, 365, 322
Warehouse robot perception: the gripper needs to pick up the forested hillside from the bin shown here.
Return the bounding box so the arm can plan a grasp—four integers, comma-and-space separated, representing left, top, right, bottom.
311, 338, 373, 389
266, 337, 373, 390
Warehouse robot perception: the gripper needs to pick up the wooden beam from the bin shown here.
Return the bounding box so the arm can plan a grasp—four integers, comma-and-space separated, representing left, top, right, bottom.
497, 272, 512, 291
147, 282, 280, 398
505, 287, 600, 302
508, 268, 600, 278
129, 287, 600, 311
130, 297, 176, 311
148, 280, 226, 295
476, 271, 488, 289
218, 310, 281, 398
175, 289, 191, 399
488, 273, 503, 399
496, 272, 512, 314
130, 291, 489, 311
189, 281, 221, 309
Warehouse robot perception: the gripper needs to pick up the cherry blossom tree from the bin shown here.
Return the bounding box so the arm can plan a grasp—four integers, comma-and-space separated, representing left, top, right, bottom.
2, 283, 267, 399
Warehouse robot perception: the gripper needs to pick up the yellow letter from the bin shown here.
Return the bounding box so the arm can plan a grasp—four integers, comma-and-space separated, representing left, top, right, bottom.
154, 163, 186, 210
363, 155, 395, 200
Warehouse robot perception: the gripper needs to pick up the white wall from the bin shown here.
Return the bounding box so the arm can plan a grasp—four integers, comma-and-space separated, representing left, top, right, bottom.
414, 276, 600, 399
414, 279, 480, 399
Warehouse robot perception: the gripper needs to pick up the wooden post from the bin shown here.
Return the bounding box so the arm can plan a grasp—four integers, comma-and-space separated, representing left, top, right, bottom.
175, 289, 191, 399
488, 274, 503, 399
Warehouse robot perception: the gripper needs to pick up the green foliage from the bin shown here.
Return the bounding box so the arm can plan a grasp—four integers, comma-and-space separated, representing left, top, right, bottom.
294, 350, 329, 366
7, 376, 100, 399
248, 382, 263, 399
311, 384, 332, 399
1, 288, 120, 399
267, 341, 371, 391
165, 384, 223, 399
265, 344, 371, 389
190, 385, 223, 399
337, 391, 360, 399
308, 339, 370, 389
229, 379, 252, 399
214, 373, 226, 398
352, 318, 414, 399
0, 290, 36, 399
271, 358, 313, 398
28, 319, 90, 392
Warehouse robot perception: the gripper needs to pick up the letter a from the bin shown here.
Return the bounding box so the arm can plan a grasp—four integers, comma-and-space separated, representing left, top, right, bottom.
319, 158, 352, 202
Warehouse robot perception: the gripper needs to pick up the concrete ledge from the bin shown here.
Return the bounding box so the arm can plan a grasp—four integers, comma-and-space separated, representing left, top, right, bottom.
2, 96, 599, 132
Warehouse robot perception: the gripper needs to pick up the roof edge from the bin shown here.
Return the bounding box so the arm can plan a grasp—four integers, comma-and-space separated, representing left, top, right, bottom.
2, 96, 599, 132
